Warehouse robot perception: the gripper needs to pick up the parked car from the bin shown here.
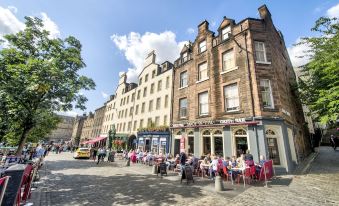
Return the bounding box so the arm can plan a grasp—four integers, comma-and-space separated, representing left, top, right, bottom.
73, 148, 90, 159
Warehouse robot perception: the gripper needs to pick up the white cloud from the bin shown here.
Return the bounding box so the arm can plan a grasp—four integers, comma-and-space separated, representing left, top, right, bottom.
0, 6, 60, 41
186, 28, 195, 34
327, 3, 339, 18
40, 12, 60, 38
101, 91, 109, 99
56, 110, 78, 117
211, 21, 217, 28
287, 38, 312, 68
7, 6, 18, 14
111, 31, 187, 82
0, 6, 25, 36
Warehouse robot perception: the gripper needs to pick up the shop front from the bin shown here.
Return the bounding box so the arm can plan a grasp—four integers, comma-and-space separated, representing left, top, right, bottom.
137, 131, 170, 154
171, 118, 260, 159
171, 117, 300, 173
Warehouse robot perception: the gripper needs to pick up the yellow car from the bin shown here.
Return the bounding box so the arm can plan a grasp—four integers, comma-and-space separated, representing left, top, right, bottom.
73, 148, 90, 159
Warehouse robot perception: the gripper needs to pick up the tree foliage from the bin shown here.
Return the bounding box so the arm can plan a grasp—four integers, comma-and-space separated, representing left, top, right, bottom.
0, 17, 95, 154
298, 17, 339, 125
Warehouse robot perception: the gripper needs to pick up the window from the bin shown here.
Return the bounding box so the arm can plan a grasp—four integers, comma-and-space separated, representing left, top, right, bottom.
131, 93, 135, 102
199, 40, 206, 53
133, 120, 137, 131
158, 80, 162, 91
129, 107, 134, 116
163, 115, 167, 125
123, 97, 126, 105
137, 90, 141, 100
135, 104, 139, 115
139, 77, 142, 85
149, 100, 153, 112
222, 26, 231, 40
155, 116, 160, 126
179, 98, 188, 118
145, 74, 149, 82
149, 83, 154, 94
224, 83, 239, 112
120, 99, 123, 106
152, 70, 156, 78
127, 121, 132, 131
121, 110, 124, 118
180, 71, 188, 88
123, 122, 126, 131
164, 95, 169, 108
147, 118, 152, 126
199, 92, 209, 116
125, 108, 128, 118
254, 41, 268, 63
156, 97, 161, 110
198, 62, 208, 81
126, 96, 129, 104
182, 52, 188, 62
260, 79, 274, 108
141, 102, 145, 113
143, 87, 147, 97
222, 49, 235, 72
139, 119, 144, 128
166, 76, 170, 89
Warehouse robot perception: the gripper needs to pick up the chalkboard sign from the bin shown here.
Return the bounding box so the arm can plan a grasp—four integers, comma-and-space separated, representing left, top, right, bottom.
180, 166, 194, 184
157, 163, 167, 176
2, 164, 26, 206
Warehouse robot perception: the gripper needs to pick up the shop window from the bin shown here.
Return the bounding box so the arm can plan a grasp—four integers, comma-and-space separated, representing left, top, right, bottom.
202, 130, 211, 155
214, 130, 223, 156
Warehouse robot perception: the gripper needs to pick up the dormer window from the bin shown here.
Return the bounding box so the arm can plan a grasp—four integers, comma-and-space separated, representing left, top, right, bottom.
182, 52, 188, 62
222, 26, 231, 40
199, 40, 206, 53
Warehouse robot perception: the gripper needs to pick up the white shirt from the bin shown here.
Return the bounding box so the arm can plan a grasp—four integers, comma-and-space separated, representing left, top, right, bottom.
211, 159, 218, 171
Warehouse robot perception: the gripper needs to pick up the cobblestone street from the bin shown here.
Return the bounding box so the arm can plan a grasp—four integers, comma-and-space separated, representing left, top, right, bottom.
30, 147, 339, 206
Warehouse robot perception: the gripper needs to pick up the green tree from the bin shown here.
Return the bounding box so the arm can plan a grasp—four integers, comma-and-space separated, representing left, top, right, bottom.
298, 17, 339, 125
0, 17, 95, 155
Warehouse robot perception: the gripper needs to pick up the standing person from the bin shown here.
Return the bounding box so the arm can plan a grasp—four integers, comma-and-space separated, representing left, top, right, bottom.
179, 151, 187, 175
209, 156, 219, 180
330, 135, 337, 150
97, 147, 105, 164
92, 147, 98, 161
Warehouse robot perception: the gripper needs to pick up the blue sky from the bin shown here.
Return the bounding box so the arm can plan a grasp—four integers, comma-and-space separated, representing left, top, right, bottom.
0, 0, 338, 116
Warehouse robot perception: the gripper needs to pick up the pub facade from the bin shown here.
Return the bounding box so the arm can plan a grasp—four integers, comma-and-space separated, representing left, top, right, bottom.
171, 5, 311, 173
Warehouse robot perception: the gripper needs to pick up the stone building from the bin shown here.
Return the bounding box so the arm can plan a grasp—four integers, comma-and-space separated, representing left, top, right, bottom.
80, 112, 94, 142
71, 114, 87, 146
101, 51, 173, 153
92, 105, 106, 138
46, 114, 75, 143
171, 5, 311, 173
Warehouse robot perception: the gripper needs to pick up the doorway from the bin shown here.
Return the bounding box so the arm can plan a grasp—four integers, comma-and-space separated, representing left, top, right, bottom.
174, 139, 180, 156
145, 139, 150, 152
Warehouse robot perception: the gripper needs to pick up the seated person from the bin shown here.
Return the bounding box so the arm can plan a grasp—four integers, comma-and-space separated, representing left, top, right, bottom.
209, 156, 219, 180
223, 157, 231, 168
200, 158, 211, 176
255, 155, 267, 176
245, 150, 254, 166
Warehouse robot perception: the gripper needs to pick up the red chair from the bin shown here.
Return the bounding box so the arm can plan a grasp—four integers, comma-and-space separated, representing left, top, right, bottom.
237, 167, 252, 185
222, 166, 231, 181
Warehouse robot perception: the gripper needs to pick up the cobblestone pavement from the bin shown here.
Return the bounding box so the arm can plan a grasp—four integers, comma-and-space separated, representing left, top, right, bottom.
29, 146, 339, 206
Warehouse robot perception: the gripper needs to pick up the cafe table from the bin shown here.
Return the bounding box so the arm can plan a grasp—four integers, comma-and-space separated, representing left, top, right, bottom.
230, 167, 247, 187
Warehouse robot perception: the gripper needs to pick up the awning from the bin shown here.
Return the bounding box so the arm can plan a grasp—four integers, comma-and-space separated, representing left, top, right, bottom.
83, 136, 107, 145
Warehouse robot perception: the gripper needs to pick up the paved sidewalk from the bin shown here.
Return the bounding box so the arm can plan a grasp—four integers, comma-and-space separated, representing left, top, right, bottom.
28, 146, 339, 206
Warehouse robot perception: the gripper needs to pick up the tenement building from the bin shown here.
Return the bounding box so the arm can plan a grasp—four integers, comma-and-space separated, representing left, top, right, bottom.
80, 112, 94, 142
171, 5, 310, 173
46, 114, 75, 143
71, 114, 87, 146
101, 51, 173, 153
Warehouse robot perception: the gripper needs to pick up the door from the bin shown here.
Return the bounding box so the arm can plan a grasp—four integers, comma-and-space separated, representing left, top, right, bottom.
174, 139, 180, 156
145, 139, 150, 152
235, 137, 248, 157
267, 138, 280, 165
